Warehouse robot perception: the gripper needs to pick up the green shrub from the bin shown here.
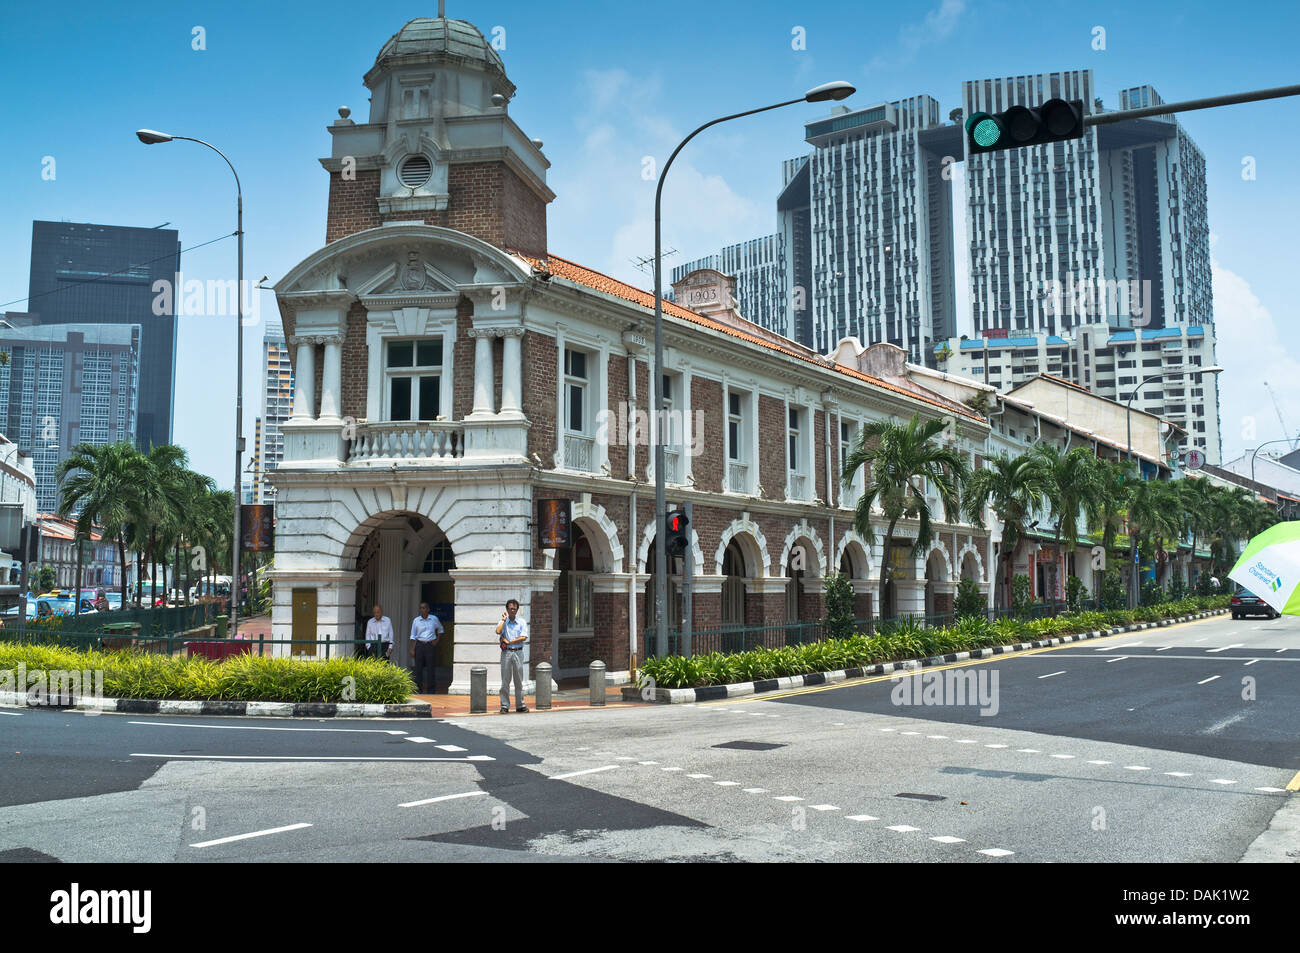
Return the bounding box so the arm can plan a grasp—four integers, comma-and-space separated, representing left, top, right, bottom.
1098, 571, 1126, 610
1065, 575, 1085, 612
823, 571, 857, 641
1011, 574, 1034, 619
1140, 579, 1164, 607
954, 578, 987, 620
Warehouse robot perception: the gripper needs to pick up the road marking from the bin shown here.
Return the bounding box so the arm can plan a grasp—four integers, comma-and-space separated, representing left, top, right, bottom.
0, 711, 21, 716
773, 795, 804, 802
130, 753, 492, 762
1256, 787, 1286, 793
1207, 644, 1243, 654
742, 788, 768, 794
985, 744, 1009, 749
1016, 748, 1041, 753
614, 756, 636, 761
714, 781, 741, 787
1286, 771, 1300, 792
191, 823, 311, 848
978, 848, 1014, 858
637, 760, 659, 765
1209, 779, 1237, 785
1244, 659, 1260, 666
550, 765, 619, 780
1050, 754, 1075, 759
399, 791, 486, 808
1086, 760, 1113, 765
1097, 642, 1142, 652
661, 766, 683, 772
900, 731, 921, 735
879, 727, 897, 732
845, 815, 878, 822
574, 746, 591, 751
405, 737, 436, 744
1037, 671, 1066, 679
1276, 648, 1288, 654
1197, 675, 1221, 685
955, 739, 977, 744
1123, 766, 1151, 771
686, 773, 713, 779
128, 721, 406, 735
809, 804, 840, 811
1164, 772, 1193, 777
435, 744, 467, 752
1106, 656, 1129, 664
930, 836, 966, 844
886, 825, 921, 833
1156, 646, 1174, 652
927, 735, 948, 739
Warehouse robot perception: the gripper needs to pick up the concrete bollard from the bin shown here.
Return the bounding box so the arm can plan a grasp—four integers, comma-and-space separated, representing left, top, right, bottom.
589, 660, 606, 707
535, 662, 553, 710
470, 666, 487, 714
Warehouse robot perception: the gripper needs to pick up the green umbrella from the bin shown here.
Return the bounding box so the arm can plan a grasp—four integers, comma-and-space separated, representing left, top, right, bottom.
1228, 520, 1300, 614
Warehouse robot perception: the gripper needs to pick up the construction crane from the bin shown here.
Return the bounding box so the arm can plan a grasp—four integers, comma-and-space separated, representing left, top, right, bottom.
1262, 381, 1300, 450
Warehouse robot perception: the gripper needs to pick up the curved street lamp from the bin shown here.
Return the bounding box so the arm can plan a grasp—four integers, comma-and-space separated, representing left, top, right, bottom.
136, 129, 245, 637
650, 81, 856, 661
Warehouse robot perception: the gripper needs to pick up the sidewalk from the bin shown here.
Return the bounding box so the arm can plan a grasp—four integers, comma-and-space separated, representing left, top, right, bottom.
235, 614, 272, 639
412, 683, 639, 717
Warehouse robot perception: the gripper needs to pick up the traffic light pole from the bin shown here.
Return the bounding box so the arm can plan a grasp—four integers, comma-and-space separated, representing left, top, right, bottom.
1083, 83, 1300, 128
682, 501, 693, 658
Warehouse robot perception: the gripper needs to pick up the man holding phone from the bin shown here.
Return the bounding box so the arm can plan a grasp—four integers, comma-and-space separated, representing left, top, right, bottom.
494, 598, 529, 713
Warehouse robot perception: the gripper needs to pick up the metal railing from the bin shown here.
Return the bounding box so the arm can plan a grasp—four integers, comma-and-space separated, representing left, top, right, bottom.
727, 462, 749, 493
564, 433, 596, 471
3, 602, 222, 640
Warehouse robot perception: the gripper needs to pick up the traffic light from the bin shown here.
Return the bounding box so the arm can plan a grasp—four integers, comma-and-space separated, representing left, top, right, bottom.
965, 98, 1084, 154
665, 508, 690, 558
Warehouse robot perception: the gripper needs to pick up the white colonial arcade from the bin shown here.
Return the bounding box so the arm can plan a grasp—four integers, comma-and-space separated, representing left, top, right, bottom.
268, 223, 558, 693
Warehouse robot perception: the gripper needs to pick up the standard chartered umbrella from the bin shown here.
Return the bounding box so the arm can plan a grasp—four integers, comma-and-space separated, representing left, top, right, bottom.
1227, 521, 1300, 614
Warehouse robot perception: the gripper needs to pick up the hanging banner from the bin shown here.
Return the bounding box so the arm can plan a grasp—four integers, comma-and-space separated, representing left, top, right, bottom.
537, 499, 572, 549
242, 504, 274, 552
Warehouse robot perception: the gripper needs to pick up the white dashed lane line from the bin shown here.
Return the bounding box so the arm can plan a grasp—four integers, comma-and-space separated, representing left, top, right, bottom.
550, 765, 619, 781
1198, 675, 1222, 685
191, 823, 312, 849
1037, 671, 1067, 679
399, 791, 486, 808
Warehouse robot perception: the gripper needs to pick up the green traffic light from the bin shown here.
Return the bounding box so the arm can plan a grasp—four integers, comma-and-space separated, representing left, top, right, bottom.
971, 115, 1002, 148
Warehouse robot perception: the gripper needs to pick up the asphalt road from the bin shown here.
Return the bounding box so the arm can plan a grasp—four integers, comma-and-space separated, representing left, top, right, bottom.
1, 612, 1296, 863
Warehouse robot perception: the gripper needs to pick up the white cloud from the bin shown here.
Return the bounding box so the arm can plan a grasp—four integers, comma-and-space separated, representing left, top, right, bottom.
547, 68, 768, 289
868, 0, 967, 73
1212, 259, 1300, 461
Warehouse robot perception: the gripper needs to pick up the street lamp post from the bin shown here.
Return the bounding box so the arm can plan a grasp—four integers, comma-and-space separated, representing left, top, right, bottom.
1250, 437, 1295, 489
1125, 364, 1223, 471
136, 129, 244, 635
650, 81, 855, 659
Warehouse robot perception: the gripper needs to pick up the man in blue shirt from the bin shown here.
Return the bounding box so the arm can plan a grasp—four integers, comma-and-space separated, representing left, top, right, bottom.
409, 602, 444, 694
494, 599, 529, 713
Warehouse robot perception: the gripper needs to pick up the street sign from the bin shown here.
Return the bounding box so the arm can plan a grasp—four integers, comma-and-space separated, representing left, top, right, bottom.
536, 499, 571, 548
1186, 449, 1205, 470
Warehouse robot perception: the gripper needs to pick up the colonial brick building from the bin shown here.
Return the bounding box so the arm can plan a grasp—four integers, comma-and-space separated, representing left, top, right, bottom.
269, 16, 992, 691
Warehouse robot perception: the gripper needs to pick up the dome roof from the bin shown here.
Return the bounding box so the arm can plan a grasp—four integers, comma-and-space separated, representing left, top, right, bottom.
373, 18, 508, 79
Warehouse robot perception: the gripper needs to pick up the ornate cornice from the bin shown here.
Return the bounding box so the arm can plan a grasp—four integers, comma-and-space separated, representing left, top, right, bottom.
467, 325, 525, 339
289, 333, 346, 347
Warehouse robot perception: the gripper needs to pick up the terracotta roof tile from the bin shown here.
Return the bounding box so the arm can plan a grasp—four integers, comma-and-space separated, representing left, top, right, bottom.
514, 251, 983, 423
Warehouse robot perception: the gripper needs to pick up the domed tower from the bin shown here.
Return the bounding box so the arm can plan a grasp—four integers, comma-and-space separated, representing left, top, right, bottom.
322, 16, 552, 254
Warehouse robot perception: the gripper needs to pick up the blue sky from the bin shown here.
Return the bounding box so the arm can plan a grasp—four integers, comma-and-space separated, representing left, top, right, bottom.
2, 0, 1298, 485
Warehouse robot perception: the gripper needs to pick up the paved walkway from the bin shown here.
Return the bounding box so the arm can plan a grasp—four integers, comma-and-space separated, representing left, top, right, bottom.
412, 684, 638, 717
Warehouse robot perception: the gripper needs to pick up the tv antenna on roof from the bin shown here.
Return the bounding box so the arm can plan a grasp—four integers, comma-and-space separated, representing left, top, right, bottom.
631, 247, 677, 278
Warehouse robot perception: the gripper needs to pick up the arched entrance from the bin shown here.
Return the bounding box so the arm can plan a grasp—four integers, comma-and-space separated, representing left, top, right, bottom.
722, 539, 747, 625
353, 512, 455, 687
924, 549, 950, 619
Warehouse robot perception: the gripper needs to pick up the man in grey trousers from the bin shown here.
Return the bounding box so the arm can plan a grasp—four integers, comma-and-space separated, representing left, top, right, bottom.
494, 599, 529, 713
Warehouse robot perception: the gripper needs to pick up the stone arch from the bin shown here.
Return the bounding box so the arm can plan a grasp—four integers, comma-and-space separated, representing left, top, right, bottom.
921, 538, 952, 582
540, 499, 624, 572
637, 516, 705, 572
834, 529, 872, 579
957, 541, 985, 582
713, 517, 774, 577
778, 520, 827, 577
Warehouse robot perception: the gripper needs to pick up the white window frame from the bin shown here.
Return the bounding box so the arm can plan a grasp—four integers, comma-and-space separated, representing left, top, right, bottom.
382, 337, 444, 422
724, 385, 754, 494
563, 346, 591, 437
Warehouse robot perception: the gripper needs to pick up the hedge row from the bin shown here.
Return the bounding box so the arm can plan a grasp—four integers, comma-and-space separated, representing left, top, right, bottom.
638, 596, 1232, 690
0, 644, 416, 704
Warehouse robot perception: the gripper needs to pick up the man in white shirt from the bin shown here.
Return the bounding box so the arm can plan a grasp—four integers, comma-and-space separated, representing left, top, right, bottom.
364, 604, 394, 661
409, 602, 445, 694
494, 598, 529, 713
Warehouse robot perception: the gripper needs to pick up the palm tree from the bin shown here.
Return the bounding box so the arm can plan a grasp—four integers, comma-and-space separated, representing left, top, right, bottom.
135, 445, 189, 607
1033, 444, 1104, 613
1090, 459, 1133, 605
841, 413, 968, 621
1178, 475, 1218, 588
963, 452, 1048, 614
1125, 478, 1184, 606
174, 469, 217, 603
56, 442, 143, 606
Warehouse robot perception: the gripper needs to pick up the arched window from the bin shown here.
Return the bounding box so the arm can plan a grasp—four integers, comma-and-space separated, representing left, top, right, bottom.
559, 525, 593, 632
422, 540, 455, 573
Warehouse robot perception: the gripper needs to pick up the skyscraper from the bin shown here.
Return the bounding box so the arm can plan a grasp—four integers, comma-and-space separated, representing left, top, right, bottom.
25, 222, 179, 451
255, 320, 293, 503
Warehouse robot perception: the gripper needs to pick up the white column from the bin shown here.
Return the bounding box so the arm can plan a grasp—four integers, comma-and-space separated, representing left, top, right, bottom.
319, 335, 343, 421
501, 328, 523, 414
472, 331, 495, 415
290, 337, 316, 421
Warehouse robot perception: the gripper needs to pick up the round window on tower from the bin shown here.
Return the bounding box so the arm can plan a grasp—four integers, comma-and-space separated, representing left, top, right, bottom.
398, 154, 432, 188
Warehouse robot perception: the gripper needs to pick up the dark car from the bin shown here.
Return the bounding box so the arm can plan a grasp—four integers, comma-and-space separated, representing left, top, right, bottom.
1231, 588, 1278, 620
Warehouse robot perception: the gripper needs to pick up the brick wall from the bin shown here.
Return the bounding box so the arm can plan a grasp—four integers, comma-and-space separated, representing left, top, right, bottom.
523, 331, 557, 465
325, 170, 383, 244
452, 299, 476, 420
592, 590, 629, 671
530, 589, 553, 671
501, 165, 548, 256
692, 376, 723, 493
758, 394, 785, 500
813, 409, 828, 503
341, 303, 368, 421
607, 354, 628, 479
